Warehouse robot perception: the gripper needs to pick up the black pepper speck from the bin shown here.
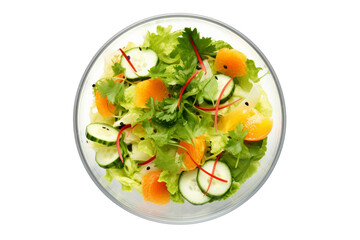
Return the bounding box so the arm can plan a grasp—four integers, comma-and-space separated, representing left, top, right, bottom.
215, 76, 218, 80
146, 166, 150, 170
92, 84, 95, 87
245, 102, 249, 106
223, 65, 228, 69
127, 55, 130, 60
140, 137, 145, 140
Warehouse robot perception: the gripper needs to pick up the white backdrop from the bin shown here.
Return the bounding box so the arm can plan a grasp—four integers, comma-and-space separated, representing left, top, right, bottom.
1, 0, 359, 239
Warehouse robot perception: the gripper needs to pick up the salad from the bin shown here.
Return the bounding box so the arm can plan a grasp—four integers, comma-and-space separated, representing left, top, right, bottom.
85, 26, 273, 205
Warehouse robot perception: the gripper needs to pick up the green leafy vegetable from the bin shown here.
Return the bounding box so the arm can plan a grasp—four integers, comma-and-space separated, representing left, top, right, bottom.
255, 85, 273, 117
158, 170, 184, 203
154, 148, 181, 172
112, 62, 125, 76
212, 40, 233, 51
106, 168, 142, 192
224, 122, 250, 167
143, 25, 181, 64
96, 78, 125, 104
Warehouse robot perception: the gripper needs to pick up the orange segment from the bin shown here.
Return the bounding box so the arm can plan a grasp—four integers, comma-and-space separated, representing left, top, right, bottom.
142, 170, 170, 205
95, 91, 116, 118
218, 107, 272, 141
134, 78, 169, 108
214, 48, 247, 78
177, 137, 206, 171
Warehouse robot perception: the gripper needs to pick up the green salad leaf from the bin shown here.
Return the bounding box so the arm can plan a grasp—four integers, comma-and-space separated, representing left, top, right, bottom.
154, 148, 181, 172
105, 168, 142, 192
143, 25, 181, 64
158, 170, 184, 203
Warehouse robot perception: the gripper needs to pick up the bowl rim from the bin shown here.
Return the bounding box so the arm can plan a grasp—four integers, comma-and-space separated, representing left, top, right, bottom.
73, 13, 286, 225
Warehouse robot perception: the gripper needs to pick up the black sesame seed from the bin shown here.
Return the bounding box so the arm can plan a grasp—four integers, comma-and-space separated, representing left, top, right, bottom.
196, 65, 202, 70
146, 166, 150, 170
140, 137, 145, 140
154, 129, 157, 133
106, 128, 109, 131
228, 136, 232, 139
119, 122, 125, 127
195, 112, 200, 116
223, 65, 228, 69
139, 47, 142, 51
92, 84, 95, 87
215, 76, 218, 80
86, 140, 88, 143
127, 55, 130, 60
127, 144, 132, 152
245, 102, 249, 106
102, 126, 106, 129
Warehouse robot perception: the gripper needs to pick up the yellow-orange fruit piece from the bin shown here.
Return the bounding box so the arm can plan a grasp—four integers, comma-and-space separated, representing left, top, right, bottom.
214, 48, 247, 78
95, 92, 116, 118
218, 107, 272, 141
134, 78, 169, 108
142, 170, 170, 205
177, 137, 206, 171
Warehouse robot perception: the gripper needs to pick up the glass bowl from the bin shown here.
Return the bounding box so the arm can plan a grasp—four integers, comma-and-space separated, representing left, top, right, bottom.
73, 13, 286, 224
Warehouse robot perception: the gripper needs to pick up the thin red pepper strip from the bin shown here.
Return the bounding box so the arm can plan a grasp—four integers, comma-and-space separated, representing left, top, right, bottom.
214, 77, 234, 132
195, 98, 243, 111
204, 152, 223, 196
138, 155, 156, 166
119, 48, 137, 73
189, 36, 206, 74
186, 153, 227, 183
178, 70, 200, 111
116, 124, 131, 162
126, 124, 139, 137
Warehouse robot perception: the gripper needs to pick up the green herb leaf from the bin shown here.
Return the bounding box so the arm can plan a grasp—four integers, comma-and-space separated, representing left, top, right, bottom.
96, 78, 125, 104
154, 148, 181, 171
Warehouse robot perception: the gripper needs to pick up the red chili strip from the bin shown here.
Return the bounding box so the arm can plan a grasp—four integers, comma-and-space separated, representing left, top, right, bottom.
138, 155, 156, 166
214, 77, 234, 132
186, 153, 227, 183
194, 98, 242, 111
204, 152, 223, 196
126, 124, 139, 137
178, 70, 200, 111
119, 48, 137, 73
189, 36, 206, 74
116, 124, 131, 162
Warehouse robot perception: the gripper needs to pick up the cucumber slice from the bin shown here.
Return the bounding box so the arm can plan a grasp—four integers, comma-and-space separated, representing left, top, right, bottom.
86, 123, 119, 146
204, 74, 235, 104
95, 147, 123, 169
179, 170, 211, 205
120, 47, 158, 80
197, 161, 232, 198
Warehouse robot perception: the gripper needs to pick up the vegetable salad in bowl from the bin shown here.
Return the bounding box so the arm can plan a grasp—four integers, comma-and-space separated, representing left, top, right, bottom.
84, 25, 273, 206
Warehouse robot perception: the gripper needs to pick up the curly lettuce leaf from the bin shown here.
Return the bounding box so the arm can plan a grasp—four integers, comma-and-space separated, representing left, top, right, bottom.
255, 84, 273, 117
106, 167, 142, 192
143, 25, 181, 64
158, 170, 184, 203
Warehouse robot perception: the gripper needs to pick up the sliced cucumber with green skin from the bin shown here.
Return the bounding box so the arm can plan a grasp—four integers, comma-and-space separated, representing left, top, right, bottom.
204, 74, 235, 104
179, 170, 211, 205
197, 160, 232, 198
120, 47, 158, 80
95, 147, 124, 169
86, 123, 119, 146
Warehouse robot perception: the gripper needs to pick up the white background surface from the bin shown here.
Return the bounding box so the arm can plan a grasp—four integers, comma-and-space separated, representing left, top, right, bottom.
1, 0, 359, 239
